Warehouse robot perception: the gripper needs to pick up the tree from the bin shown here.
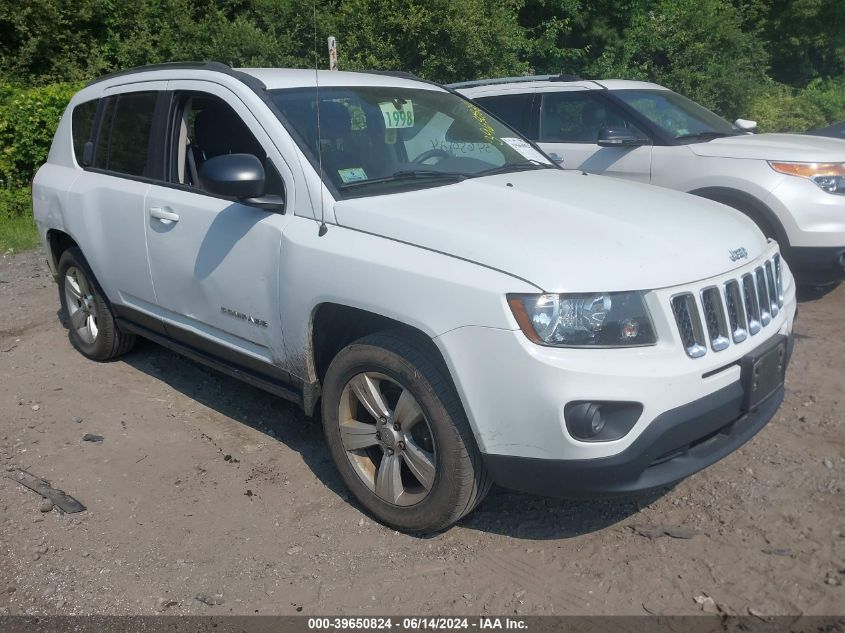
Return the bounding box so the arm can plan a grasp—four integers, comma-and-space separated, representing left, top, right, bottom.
588, 0, 770, 117
331, 0, 530, 83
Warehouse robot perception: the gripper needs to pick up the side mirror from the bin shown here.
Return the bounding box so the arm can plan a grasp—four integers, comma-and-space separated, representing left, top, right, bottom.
734, 118, 757, 132
597, 127, 650, 147
547, 152, 565, 166
199, 153, 266, 198
81, 141, 94, 166
198, 153, 284, 210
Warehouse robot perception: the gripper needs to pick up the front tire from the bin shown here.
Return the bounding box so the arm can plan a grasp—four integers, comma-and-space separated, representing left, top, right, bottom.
57, 247, 136, 361
322, 331, 490, 533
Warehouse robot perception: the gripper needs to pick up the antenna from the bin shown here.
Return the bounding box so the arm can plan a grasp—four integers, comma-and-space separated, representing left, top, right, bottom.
314, 2, 328, 237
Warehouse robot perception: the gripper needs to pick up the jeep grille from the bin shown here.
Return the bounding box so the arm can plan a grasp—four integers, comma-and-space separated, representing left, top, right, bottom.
671, 254, 782, 358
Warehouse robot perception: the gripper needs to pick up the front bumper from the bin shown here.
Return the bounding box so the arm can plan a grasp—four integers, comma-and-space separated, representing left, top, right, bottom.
435, 247, 796, 497
785, 246, 845, 284
482, 338, 789, 497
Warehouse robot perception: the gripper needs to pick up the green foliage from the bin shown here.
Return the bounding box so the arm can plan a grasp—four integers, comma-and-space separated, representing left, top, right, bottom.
0, 187, 37, 253
586, 0, 769, 119
331, 0, 529, 82
752, 78, 845, 133
751, 0, 845, 86
0, 81, 82, 187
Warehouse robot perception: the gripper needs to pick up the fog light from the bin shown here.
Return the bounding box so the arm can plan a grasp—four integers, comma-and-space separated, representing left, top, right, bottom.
564, 400, 644, 442
566, 403, 605, 439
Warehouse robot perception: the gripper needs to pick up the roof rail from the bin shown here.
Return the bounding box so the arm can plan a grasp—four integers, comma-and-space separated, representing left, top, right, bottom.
85, 61, 267, 91
445, 74, 583, 89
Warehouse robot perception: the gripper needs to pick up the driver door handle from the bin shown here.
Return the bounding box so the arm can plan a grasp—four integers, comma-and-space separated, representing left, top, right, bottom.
149, 206, 180, 223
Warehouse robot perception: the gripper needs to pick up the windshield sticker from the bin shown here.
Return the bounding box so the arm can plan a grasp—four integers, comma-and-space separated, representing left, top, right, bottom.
501, 137, 548, 163
379, 100, 415, 128
338, 167, 368, 183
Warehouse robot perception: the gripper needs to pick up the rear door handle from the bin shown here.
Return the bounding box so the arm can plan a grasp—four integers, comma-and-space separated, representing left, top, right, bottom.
149, 206, 180, 223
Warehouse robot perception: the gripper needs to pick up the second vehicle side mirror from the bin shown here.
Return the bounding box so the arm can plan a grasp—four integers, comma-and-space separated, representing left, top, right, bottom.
734, 118, 757, 133
597, 127, 650, 148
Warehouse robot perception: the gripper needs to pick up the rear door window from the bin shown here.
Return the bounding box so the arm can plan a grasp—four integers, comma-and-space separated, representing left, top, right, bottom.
474, 93, 535, 138
93, 91, 158, 177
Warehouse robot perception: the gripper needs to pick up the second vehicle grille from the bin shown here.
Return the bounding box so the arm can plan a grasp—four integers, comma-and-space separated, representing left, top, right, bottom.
671, 254, 783, 358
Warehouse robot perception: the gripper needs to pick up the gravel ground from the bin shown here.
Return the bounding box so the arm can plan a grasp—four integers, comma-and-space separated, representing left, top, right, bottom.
0, 248, 843, 616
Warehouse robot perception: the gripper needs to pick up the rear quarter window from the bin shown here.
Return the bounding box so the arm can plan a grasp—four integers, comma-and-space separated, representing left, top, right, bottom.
71, 100, 99, 166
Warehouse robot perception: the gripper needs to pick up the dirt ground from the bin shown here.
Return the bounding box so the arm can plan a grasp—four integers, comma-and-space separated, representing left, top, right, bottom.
0, 247, 843, 617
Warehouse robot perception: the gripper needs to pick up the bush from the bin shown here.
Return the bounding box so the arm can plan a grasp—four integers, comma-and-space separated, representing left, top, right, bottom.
752, 78, 845, 133
0, 185, 31, 219
0, 81, 81, 189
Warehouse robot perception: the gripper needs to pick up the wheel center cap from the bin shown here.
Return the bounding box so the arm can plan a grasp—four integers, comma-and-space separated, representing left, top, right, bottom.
380, 427, 399, 449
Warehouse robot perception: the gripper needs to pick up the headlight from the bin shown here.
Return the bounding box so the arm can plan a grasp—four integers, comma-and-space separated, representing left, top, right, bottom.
507, 292, 656, 347
769, 161, 845, 195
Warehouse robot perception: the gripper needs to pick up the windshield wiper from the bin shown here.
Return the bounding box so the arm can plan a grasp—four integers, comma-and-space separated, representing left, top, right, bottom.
675, 131, 742, 141
338, 169, 470, 190
471, 160, 555, 178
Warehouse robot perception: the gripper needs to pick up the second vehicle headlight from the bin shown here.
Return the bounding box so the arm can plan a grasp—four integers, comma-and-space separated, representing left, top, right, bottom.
769, 161, 845, 195
507, 292, 656, 347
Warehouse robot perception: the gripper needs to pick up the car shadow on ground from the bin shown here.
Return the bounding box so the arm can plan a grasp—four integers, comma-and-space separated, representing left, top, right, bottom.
119, 338, 665, 540
796, 282, 841, 303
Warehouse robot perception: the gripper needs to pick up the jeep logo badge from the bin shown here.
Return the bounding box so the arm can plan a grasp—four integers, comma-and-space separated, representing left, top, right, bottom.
729, 247, 748, 262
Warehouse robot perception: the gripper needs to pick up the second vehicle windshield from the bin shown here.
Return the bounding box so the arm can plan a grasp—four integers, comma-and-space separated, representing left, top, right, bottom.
613, 89, 743, 141
271, 85, 554, 196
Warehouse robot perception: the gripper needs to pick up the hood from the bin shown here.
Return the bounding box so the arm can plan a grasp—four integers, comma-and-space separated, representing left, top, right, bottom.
332, 170, 768, 292
688, 133, 845, 161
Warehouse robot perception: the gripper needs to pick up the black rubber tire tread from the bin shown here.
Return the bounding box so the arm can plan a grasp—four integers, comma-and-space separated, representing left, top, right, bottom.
57, 247, 136, 361
322, 330, 490, 534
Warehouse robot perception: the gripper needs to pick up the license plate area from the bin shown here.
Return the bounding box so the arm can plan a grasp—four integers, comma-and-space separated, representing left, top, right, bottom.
740, 335, 787, 411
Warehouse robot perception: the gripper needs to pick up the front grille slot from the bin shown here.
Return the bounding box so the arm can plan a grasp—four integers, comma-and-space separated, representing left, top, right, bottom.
700, 287, 730, 351
755, 266, 772, 326
765, 260, 779, 317
773, 254, 784, 308
723, 279, 748, 343
742, 273, 762, 335
671, 255, 783, 358
671, 293, 707, 358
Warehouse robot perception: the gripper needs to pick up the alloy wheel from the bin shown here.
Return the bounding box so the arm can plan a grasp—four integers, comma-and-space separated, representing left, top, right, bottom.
338, 372, 437, 506
64, 266, 99, 345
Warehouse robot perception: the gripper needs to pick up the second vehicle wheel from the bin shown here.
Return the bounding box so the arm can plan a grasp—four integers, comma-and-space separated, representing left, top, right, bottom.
57, 246, 136, 361
322, 331, 490, 533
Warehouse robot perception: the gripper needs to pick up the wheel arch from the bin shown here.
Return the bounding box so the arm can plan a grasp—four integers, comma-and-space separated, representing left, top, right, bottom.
689, 186, 791, 249
46, 229, 80, 276
307, 302, 452, 416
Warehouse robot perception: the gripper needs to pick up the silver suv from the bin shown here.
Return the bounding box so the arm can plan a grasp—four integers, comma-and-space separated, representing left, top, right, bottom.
453, 75, 845, 285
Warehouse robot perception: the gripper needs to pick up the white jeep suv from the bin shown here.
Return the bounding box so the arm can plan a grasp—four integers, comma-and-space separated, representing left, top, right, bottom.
33, 63, 795, 533
453, 75, 845, 285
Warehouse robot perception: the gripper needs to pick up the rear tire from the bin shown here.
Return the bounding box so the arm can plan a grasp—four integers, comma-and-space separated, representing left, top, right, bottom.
57, 247, 136, 361
321, 331, 490, 533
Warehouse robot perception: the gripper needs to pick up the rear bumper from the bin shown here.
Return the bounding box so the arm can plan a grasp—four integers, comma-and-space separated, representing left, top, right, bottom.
482, 335, 791, 497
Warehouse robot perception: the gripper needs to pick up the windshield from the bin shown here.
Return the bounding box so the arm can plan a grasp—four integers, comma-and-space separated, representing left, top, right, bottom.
613, 89, 742, 141
271, 86, 554, 196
